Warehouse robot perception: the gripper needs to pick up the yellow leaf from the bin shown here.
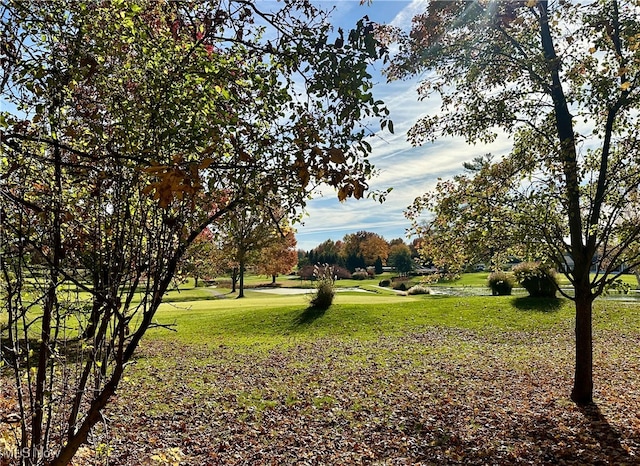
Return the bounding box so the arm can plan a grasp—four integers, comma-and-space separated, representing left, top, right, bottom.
199, 157, 214, 169
620, 81, 631, 91
588, 47, 596, 54
328, 147, 346, 164
526, 0, 537, 7
337, 186, 348, 202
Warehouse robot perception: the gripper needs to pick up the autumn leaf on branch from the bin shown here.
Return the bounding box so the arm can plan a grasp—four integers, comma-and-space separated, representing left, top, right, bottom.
141, 162, 203, 208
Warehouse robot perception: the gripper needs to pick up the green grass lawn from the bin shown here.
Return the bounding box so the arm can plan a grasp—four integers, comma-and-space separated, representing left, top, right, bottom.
209, 270, 639, 292
244, 271, 465, 289
4, 278, 640, 465
90, 291, 639, 465
148, 293, 580, 346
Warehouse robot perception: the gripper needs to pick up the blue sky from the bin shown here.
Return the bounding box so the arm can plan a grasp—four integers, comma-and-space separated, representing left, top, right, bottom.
295, 1, 513, 250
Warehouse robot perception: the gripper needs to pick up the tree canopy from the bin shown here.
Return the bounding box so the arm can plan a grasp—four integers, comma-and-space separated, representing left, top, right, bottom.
387, 243, 414, 275
407, 154, 523, 274
386, 0, 640, 404
179, 227, 223, 287
342, 230, 390, 270
254, 228, 299, 284
218, 201, 293, 297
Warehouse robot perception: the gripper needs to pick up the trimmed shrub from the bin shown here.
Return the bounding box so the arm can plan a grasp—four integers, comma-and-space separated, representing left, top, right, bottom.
352, 271, 369, 280
333, 266, 354, 280
407, 285, 431, 295
310, 281, 335, 310
378, 279, 391, 287
512, 262, 558, 298
487, 271, 514, 296
309, 264, 336, 310
393, 282, 408, 291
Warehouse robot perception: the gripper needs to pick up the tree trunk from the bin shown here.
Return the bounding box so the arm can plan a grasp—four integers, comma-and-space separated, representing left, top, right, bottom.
238, 259, 245, 298
50, 366, 121, 466
194, 275, 199, 288
272, 274, 276, 284
33, 117, 64, 462
539, 1, 593, 405
80, 299, 102, 340
571, 256, 594, 405
231, 267, 238, 293
571, 286, 594, 405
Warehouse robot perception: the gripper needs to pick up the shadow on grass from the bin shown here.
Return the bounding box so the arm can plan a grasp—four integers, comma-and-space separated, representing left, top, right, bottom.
294, 306, 328, 326
1, 337, 87, 372
512, 296, 564, 312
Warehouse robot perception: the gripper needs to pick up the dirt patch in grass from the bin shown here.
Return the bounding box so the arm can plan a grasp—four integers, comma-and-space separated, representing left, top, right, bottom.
76, 327, 640, 465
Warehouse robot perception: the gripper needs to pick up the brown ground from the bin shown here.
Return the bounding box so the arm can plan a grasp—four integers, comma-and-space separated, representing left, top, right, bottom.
88, 329, 640, 465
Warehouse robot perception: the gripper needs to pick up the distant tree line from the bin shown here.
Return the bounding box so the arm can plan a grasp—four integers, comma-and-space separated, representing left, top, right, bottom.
298, 231, 420, 275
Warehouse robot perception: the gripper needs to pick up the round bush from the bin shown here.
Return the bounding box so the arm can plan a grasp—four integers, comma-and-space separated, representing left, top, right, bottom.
352, 271, 369, 280
378, 279, 391, 287
512, 262, 558, 298
407, 285, 431, 295
487, 271, 514, 296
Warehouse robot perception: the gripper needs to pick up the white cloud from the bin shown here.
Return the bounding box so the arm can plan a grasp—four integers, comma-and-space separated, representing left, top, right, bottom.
295, 111, 514, 250
390, 0, 429, 29
294, 1, 517, 251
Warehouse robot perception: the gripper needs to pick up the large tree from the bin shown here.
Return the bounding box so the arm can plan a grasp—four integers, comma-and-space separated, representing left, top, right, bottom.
407, 154, 521, 274
219, 201, 292, 298
342, 230, 389, 270
387, 242, 414, 275
254, 228, 299, 284
179, 227, 224, 287
385, 0, 640, 404
0, 1, 389, 463
307, 239, 345, 267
